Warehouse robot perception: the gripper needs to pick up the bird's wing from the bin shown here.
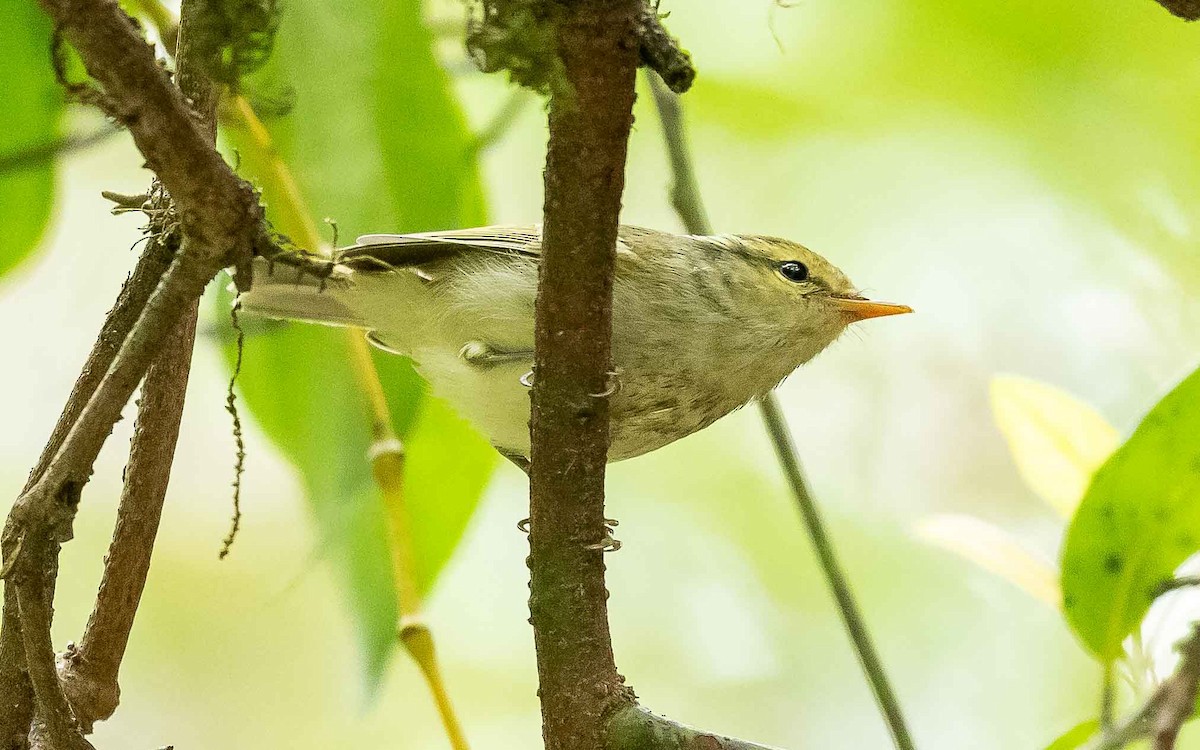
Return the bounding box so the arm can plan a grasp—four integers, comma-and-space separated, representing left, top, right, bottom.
338, 225, 660, 274
339, 225, 543, 271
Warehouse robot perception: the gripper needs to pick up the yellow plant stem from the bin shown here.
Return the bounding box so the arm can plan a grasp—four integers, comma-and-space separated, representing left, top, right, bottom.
123, 2, 469, 744
229, 97, 470, 750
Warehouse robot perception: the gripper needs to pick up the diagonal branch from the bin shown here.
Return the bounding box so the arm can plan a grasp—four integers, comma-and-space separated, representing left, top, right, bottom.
606, 706, 782, 750
56, 0, 218, 731
1, 0, 266, 745
39, 0, 259, 250
1094, 624, 1200, 750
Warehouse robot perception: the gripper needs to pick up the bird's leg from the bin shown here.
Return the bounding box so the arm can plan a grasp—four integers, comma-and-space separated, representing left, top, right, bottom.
460, 341, 533, 369
499, 447, 618, 551
498, 448, 534, 533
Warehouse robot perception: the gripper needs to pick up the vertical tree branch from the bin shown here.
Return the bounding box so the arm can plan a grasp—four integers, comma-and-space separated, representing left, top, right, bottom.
56, 0, 217, 730
647, 70, 916, 750
527, 2, 641, 749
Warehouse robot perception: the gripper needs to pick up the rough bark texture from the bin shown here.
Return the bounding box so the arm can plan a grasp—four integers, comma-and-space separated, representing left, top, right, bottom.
0, 225, 176, 750
0, 2, 256, 747
606, 706, 784, 750
56, 309, 197, 732
55, 2, 219, 727
37, 0, 258, 251
527, 2, 641, 749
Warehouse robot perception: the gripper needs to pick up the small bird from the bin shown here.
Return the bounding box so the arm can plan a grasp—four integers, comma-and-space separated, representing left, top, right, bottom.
239, 225, 911, 462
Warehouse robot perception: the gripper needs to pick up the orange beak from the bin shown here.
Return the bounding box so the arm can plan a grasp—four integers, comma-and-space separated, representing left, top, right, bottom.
831, 296, 914, 322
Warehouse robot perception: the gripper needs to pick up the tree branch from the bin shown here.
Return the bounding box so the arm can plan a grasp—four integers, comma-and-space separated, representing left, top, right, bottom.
635, 4, 694, 94
0, 0, 263, 745
1094, 624, 1200, 750
16, 536, 92, 750
0, 205, 177, 746
606, 706, 783, 750
647, 70, 916, 750
56, 0, 218, 731
38, 0, 259, 250
527, 1, 641, 749
56, 306, 197, 732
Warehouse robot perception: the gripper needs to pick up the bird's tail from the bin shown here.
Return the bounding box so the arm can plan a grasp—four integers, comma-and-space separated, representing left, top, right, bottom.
236, 257, 365, 328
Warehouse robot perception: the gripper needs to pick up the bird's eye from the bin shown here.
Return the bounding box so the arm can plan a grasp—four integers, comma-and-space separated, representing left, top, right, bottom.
779, 261, 809, 282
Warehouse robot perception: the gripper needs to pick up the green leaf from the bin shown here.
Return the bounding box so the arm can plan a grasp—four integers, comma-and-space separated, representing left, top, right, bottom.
220, 0, 493, 689
0, 1, 62, 278
914, 514, 1060, 608
1061, 366, 1200, 662
375, 0, 486, 231
990, 375, 1119, 519
1041, 719, 1099, 750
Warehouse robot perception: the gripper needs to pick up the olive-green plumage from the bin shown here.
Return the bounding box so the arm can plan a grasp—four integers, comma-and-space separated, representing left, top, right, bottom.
239, 225, 910, 461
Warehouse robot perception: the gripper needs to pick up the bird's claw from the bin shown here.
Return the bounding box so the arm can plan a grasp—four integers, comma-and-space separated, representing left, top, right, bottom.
517, 517, 531, 533
585, 518, 621, 552
589, 370, 621, 398
585, 533, 622, 553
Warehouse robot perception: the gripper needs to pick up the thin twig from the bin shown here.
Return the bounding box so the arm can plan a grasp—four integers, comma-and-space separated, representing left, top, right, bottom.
468, 88, 534, 154
219, 301, 246, 560
1094, 624, 1200, 750
647, 69, 917, 750
758, 400, 917, 750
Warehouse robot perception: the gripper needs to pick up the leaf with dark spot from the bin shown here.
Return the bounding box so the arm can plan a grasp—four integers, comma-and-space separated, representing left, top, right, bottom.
1061, 366, 1200, 661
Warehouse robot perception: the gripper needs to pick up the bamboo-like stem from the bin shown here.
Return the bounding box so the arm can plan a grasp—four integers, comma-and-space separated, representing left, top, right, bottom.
647, 69, 917, 750
225, 83, 470, 750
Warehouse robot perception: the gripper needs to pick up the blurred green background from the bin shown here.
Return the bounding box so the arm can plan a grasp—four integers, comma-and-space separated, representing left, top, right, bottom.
3, 0, 1200, 747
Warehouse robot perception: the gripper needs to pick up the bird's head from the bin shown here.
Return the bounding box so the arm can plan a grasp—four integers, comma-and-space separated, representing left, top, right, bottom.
717, 234, 912, 359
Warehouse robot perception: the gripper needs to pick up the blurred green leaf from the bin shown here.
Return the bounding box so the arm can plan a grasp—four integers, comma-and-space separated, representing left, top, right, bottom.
0, 1, 62, 278
375, 0, 486, 230
1041, 719, 1098, 750
221, 0, 493, 689
914, 513, 1060, 609
759, 0, 1200, 281
1061, 366, 1200, 662
990, 375, 1119, 519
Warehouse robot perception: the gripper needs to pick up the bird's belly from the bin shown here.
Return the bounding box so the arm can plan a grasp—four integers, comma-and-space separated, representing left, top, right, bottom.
406, 350, 749, 462
409, 348, 533, 455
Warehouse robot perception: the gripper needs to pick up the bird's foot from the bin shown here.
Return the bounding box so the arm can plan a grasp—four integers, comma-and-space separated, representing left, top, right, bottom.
589, 370, 622, 398
584, 518, 621, 552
